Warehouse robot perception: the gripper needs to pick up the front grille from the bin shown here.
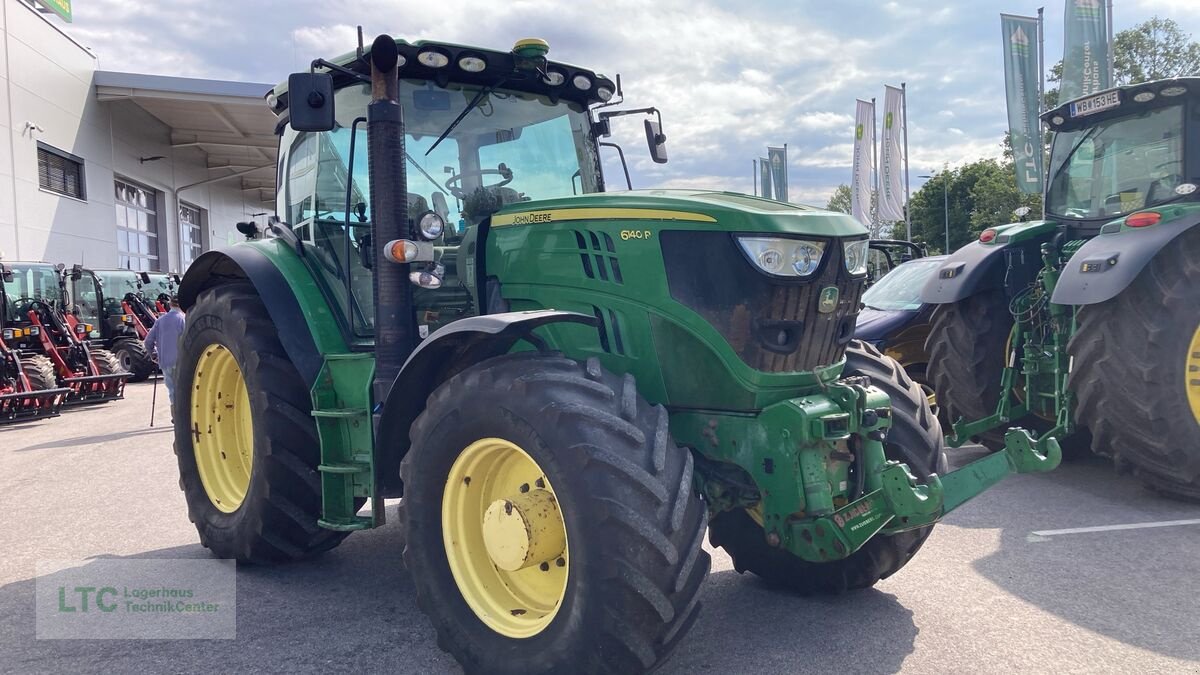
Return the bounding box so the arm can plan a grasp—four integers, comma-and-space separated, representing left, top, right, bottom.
661, 231, 863, 373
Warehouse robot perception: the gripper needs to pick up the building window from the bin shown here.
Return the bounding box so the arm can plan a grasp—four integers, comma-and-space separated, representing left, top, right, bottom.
37, 142, 86, 200
115, 178, 159, 271
179, 202, 205, 269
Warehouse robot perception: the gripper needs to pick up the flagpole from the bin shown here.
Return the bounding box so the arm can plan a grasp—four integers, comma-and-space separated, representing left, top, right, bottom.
871, 97, 878, 235
753, 159, 758, 196
1106, 0, 1114, 81
1038, 6, 1047, 214
783, 143, 788, 203
901, 82, 911, 241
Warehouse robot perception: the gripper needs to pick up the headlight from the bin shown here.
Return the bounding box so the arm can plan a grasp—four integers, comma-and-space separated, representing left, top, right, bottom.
417, 211, 446, 241
737, 236, 826, 277
2, 329, 11, 340
28, 326, 40, 336
843, 239, 869, 275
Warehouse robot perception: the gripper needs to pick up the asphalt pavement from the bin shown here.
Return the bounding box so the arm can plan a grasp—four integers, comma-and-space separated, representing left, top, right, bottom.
1, 380, 1198, 674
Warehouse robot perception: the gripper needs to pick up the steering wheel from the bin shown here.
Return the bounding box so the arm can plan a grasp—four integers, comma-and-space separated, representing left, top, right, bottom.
444, 164, 515, 199
15, 297, 45, 314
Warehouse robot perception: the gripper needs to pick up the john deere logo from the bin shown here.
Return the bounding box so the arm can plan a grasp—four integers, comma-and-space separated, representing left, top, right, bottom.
885, 112, 894, 129
855, 124, 864, 140
818, 286, 839, 314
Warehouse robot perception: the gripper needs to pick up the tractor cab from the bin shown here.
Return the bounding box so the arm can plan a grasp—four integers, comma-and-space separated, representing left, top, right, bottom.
1043, 77, 1196, 236
64, 268, 158, 381
271, 38, 654, 337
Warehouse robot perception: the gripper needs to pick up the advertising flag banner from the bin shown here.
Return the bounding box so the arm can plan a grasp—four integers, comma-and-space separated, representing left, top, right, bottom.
760, 157, 772, 200
1061, 0, 1111, 101
1001, 14, 1044, 195
768, 146, 788, 202
878, 86, 906, 222
851, 100, 875, 226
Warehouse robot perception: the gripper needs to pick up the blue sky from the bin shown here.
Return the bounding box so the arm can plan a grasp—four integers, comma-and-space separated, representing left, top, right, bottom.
64, 0, 1200, 206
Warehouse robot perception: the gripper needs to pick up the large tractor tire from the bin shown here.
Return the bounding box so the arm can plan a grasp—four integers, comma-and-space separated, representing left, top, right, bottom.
113, 337, 155, 382
91, 348, 124, 375
21, 354, 57, 391
924, 289, 1013, 448
708, 341, 946, 594
400, 353, 710, 674
1070, 226, 1200, 500
173, 283, 351, 563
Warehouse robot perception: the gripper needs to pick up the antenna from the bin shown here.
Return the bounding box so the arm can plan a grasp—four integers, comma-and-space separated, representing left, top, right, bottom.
357, 26, 365, 60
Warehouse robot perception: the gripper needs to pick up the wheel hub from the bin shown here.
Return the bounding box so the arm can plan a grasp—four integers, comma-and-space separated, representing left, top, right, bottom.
482, 489, 565, 571
442, 438, 569, 638
1188, 324, 1200, 426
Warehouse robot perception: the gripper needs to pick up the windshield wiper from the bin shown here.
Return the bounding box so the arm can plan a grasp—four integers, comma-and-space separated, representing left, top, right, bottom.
426, 80, 507, 156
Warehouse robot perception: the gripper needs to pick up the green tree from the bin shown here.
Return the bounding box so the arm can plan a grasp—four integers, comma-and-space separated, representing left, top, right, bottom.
1115, 17, 1200, 84
909, 159, 1042, 255
825, 184, 851, 213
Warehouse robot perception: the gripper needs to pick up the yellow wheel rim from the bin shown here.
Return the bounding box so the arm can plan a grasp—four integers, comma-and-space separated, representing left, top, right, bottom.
443, 438, 568, 639
1187, 323, 1200, 426
191, 344, 254, 513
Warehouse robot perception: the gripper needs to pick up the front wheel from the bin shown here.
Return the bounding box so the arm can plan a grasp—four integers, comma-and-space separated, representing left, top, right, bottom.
400, 353, 709, 674
708, 341, 946, 594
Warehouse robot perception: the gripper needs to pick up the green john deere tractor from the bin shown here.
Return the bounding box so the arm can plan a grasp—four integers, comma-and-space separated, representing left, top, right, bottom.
924, 78, 1200, 499
172, 35, 1058, 673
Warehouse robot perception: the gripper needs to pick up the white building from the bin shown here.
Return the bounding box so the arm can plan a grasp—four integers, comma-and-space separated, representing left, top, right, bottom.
0, 0, 276, 272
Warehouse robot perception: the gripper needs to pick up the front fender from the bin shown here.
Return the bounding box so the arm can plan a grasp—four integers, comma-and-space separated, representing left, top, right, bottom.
1052, 209, 1200, 305
374, 310, 598, 496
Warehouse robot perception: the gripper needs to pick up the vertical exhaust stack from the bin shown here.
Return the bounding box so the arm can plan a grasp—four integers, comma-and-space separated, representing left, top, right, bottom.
367, 34, 416, 423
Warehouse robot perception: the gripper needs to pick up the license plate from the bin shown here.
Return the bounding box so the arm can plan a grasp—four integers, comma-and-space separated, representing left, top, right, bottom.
1070, 90, 1121, 117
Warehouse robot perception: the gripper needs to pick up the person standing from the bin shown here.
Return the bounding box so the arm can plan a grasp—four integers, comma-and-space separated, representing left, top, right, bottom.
144, 296, 186, 410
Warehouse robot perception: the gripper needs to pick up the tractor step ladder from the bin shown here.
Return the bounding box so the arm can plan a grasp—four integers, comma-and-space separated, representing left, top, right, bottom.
311, 352, 382, 531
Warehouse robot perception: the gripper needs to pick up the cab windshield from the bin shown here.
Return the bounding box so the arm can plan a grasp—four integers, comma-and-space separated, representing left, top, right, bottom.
862, 258, 943, 311
281, 80, 601, 239
278, 79, 602, 336
1046, 104, 1185, 220
4, 265, 61, 324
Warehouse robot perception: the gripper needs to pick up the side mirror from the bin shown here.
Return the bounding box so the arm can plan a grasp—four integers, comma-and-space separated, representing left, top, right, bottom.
288, 72, 336, 132
236, 221, 261, 240
644, 120, 668, 164
138, 271, 151, 285
357, 233, 374, 271
70, 264, 83, 281
0, 264, 11, 283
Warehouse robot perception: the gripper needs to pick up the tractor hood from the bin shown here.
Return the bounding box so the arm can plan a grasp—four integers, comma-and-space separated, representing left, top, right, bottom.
491, 190, 869, 238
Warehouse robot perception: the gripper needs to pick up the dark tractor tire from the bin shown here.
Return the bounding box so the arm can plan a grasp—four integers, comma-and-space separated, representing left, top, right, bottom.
923, 289, 1093, 457
708, 341, 947, 595
21, 354, 57, 391
173, 282, 352, 564
90, 348, 123, 375
924, 289, 1013, 448
400, 353, 710, 674
113, 338, 154, 382
1070, 226, 1200, 500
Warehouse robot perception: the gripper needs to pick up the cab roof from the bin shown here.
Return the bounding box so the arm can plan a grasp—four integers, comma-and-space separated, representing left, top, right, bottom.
269, 38, 616, 116
1044, 76, 1198, 132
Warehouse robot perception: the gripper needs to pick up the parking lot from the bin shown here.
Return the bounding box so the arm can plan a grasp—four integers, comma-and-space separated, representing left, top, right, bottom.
1, 380, 1197, 674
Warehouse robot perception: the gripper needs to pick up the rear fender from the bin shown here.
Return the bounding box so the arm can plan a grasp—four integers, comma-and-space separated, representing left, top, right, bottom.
920, 221, 1057, 304
374, 310, 597, 496
1052, 210, 1200, 305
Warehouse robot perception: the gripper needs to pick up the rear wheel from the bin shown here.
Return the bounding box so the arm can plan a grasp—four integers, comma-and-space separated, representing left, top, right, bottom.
708, 341, 946, 594
173, 282, 351, 563
90, 348, 123, 375
113, 338, 154, 382
21, 354, 57, 391
401, 353, 709, 674
1071, 227, 1200, 499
